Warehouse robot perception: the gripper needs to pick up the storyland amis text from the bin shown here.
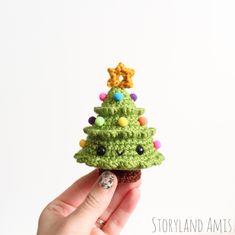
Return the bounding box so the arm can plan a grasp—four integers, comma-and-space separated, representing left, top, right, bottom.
152, 217, 233, 233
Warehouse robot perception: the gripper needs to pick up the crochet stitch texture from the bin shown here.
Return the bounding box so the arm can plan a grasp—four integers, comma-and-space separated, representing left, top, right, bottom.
74, 63, 164, 171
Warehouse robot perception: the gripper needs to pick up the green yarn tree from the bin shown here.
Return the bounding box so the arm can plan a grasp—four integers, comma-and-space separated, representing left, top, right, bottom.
74, 63, 164, 183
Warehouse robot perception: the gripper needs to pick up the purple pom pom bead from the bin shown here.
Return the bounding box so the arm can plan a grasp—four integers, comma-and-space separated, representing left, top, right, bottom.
130, 93, 137, 101
88, 116, 96, 125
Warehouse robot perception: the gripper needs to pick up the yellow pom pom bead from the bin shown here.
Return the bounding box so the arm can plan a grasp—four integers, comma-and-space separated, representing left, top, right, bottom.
79, 139, 87, 148
118, 117, 128, 127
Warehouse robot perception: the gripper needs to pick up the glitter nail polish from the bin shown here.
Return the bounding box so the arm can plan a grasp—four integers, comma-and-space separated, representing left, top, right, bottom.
99, 171, 115, 189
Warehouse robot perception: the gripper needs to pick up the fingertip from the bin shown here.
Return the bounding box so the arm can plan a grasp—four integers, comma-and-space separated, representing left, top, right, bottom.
55, 169, 100, 208
131, 187, 141, 197
131, 178, 142, 188
98, 171, 118, 191
72, 169, 99, 186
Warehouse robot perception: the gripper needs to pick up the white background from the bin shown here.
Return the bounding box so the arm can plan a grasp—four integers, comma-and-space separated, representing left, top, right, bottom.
0, 0, 235, 235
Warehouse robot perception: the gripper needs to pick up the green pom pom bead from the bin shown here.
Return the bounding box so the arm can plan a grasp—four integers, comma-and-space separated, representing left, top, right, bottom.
95, 116, 105, 126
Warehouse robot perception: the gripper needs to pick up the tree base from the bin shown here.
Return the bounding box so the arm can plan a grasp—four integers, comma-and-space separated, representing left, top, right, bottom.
99, 169, 141, 183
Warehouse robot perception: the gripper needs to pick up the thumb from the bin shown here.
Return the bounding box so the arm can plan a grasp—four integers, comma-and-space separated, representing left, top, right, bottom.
67, 171, 118, 229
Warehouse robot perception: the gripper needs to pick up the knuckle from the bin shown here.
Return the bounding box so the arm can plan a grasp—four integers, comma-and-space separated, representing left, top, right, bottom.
84, 193, 101, 210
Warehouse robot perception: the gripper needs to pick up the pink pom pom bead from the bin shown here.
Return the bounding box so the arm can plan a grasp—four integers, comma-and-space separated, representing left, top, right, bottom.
153, 140, 161, 150
99, 92, 107, 101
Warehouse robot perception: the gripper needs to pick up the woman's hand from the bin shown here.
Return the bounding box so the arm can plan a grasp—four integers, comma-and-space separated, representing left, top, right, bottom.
37, 170, 141, 235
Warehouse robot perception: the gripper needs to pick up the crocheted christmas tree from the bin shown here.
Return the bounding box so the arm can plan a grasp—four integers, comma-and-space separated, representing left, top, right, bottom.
74, 63, 164, 183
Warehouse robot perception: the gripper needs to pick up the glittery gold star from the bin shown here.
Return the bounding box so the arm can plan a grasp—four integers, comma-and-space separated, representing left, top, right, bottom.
107, 63, 135, 88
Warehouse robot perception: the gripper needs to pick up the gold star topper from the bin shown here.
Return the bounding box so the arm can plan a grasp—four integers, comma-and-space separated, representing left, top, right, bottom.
107, 63, 135, 88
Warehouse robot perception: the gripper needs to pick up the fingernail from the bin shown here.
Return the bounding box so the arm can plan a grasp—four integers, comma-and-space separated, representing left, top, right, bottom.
99, 171, 115, 189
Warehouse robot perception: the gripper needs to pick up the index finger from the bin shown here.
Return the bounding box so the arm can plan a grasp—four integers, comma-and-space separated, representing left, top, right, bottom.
56, 169, 99, 208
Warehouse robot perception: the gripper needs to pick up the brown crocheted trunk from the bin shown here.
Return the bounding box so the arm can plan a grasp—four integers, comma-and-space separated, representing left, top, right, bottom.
99, 169, 141, 183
